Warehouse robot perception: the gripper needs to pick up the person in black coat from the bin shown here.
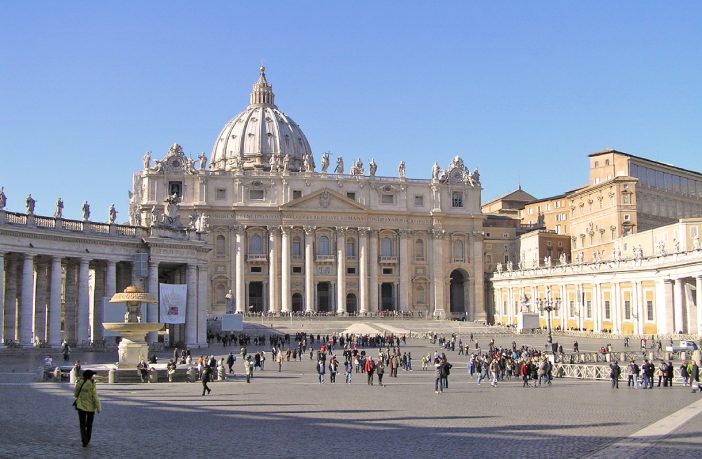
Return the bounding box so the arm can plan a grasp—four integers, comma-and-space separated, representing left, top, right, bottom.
201, 366, 212, 396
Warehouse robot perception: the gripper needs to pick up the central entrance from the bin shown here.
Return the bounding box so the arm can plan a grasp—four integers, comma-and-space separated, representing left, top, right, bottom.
248, 282, 264, 313
380, 283, 395, 311
291, 293, 303, 312
317, 282, 331, 312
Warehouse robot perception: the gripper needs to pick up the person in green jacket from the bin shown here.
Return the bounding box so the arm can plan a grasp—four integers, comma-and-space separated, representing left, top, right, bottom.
74, 369, 101, 447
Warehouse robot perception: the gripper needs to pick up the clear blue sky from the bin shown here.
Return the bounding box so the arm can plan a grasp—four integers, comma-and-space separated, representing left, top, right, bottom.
1, 2, 700, 221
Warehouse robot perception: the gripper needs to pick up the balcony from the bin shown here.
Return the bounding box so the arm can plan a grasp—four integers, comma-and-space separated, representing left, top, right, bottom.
247, 254, 268, 263
315, 255, 336, 263
378, 256, 398, 264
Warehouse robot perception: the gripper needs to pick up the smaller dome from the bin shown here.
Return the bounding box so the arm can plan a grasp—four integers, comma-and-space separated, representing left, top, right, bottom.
210, 67, 313, 172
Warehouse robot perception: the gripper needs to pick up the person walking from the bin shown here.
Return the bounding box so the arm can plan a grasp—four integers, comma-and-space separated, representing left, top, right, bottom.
344, 359, 353, 384
226, 352, 236, 374
434, 358, 443, 394
245, 356, 253, 383
317, 358, 326, 384
610, 361, 621, 389
73, 369, 101, 448
329, 356, 338, 383
376, 360, 385, 386
201, 365, 212, 395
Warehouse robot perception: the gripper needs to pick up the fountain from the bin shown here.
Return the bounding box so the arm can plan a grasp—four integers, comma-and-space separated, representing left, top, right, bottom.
104, 285, 162, 366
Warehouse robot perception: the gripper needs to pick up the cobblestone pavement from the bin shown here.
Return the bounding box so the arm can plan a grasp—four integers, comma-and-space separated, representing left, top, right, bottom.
1, 320, 700, 458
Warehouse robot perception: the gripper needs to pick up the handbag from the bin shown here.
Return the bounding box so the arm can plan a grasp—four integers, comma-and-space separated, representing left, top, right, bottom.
73, 379, 87, 410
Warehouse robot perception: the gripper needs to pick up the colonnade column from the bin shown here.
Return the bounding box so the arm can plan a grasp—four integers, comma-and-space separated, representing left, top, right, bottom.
281, 226, 291, 313
358, 228, 369, 314
18, 254, 35, 346
696, 276, 702, 337
0, 253, 5, 344
76, 258, 90, 344
185, 264, 197, 346
103, 260, 117, 341
63, 262, 77, 342
431, 230, 445, 318
304, 226, 315, 313
336, 227, 346, 314
235, 227, 245, 314
33, 261, 48, 343
147, 261, 159, 344
673, 278, 685, 334
632, 280, 642, 335
197, 264, 208, 346
369, 230, 379, 313
48, 257, 62, 347
398, 230, 410, 312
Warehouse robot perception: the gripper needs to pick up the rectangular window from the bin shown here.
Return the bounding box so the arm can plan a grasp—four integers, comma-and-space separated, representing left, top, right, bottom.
381, 194, 394, 204
586, 300, 592, 319
346, 192, 356, 201
346, 267, 356, 274
293, 190, 302, 199
624, 300, 631, 320
604, 300, 611, 320
249, 189, 264, 200
622, 193, 630, 204
414, 195, 424, 207
382, 268, 393, 275
215, 188, 226, 200
452, 192, 463, 208
292, 240, 301, 257
646, 300, 654, 321
292, 266, 302, 274
569, 300, 575, 318
250, 266, 262, 273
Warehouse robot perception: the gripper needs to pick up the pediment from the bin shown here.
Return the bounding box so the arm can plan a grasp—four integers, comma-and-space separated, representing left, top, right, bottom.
281, 188, 368, 212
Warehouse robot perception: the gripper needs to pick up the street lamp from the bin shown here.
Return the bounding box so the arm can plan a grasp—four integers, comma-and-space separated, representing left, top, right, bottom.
536, 286, 561, 346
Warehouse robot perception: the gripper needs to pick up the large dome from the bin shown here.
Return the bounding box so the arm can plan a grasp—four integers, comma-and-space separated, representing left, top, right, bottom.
210, 67, 312, 172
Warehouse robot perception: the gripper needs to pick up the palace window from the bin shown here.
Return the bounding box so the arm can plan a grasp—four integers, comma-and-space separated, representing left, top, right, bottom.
292, 190, 302, 199
346, 192, 356, 201
414, 195, 424, 207
453, 240, 464, 261
604, 300, 611, 320
381, 194, 394, 204
215, 188, 226, 200
417, 285, 426, 304
622, 193, 631, 204
569, 301, 575, 318
624, 300, 631, 320
646, 300, 654, 321
452, 192, 463, 208
318, 236, 331, 256
586, 300, 592, 319
168, 181, 182, 197
249, 189, 264, 200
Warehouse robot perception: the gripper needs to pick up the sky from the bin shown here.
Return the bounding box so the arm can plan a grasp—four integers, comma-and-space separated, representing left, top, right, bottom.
1, 2, 701, 221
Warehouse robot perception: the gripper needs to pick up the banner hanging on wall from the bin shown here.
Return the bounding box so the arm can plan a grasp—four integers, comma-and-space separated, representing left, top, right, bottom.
159, 283, 187, 324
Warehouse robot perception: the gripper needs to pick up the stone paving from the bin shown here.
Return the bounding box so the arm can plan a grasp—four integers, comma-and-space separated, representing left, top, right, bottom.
1, 320, 701, 458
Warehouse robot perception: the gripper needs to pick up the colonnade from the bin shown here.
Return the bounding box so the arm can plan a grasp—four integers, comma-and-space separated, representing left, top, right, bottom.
0, 251, 208, 348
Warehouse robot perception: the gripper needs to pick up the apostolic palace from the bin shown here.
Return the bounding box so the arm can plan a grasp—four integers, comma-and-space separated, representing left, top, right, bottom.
1, 67, 701, 349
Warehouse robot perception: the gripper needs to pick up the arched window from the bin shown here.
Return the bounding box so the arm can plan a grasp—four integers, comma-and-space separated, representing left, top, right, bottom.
346, 239, 356, 257
415, 239, 425, 261
292, 237, 302, 257
319, 235, 330, 255
215, 283, 226, 304
215, 235, 226, 257
381, 237, 393, 257
249, 234, 263, 254
453, 240, 464, 261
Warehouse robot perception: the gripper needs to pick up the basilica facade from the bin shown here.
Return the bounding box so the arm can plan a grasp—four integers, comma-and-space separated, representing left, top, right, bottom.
130, 67, 486, 320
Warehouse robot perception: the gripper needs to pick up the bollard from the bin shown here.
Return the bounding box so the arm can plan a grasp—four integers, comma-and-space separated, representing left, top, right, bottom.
108, 368, 115, 384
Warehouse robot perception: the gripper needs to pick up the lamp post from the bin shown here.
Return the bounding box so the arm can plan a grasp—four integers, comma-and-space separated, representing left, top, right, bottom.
536, 286, 561, 347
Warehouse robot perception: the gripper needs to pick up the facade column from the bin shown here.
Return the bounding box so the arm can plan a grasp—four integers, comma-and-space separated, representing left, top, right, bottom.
673, 278, 685, 333
91, 263, 105, 343
611, 282, 620, 335
696, 276, 702, 337
235, 226, 245, 314
632, 280, 642, 335
147, 261, 159, 344
280, 226, 291, 313
592, 283, 601, 333
102, 260, 117, 342
655, 279, 674, 334
369, 230, 379, 313
268, 227, 280, 314
185, 264, 197, 346
33, 261, 48, 343
64, 262, 77, 342
76, 258, 91, 344
48, 257, 62, 347
197, 264, 208, 347
398, 229, 410, 312
358, 228, 369, 314
336, 227, 347, 314
431, 230, 446, 318
304, 226, 315, 313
